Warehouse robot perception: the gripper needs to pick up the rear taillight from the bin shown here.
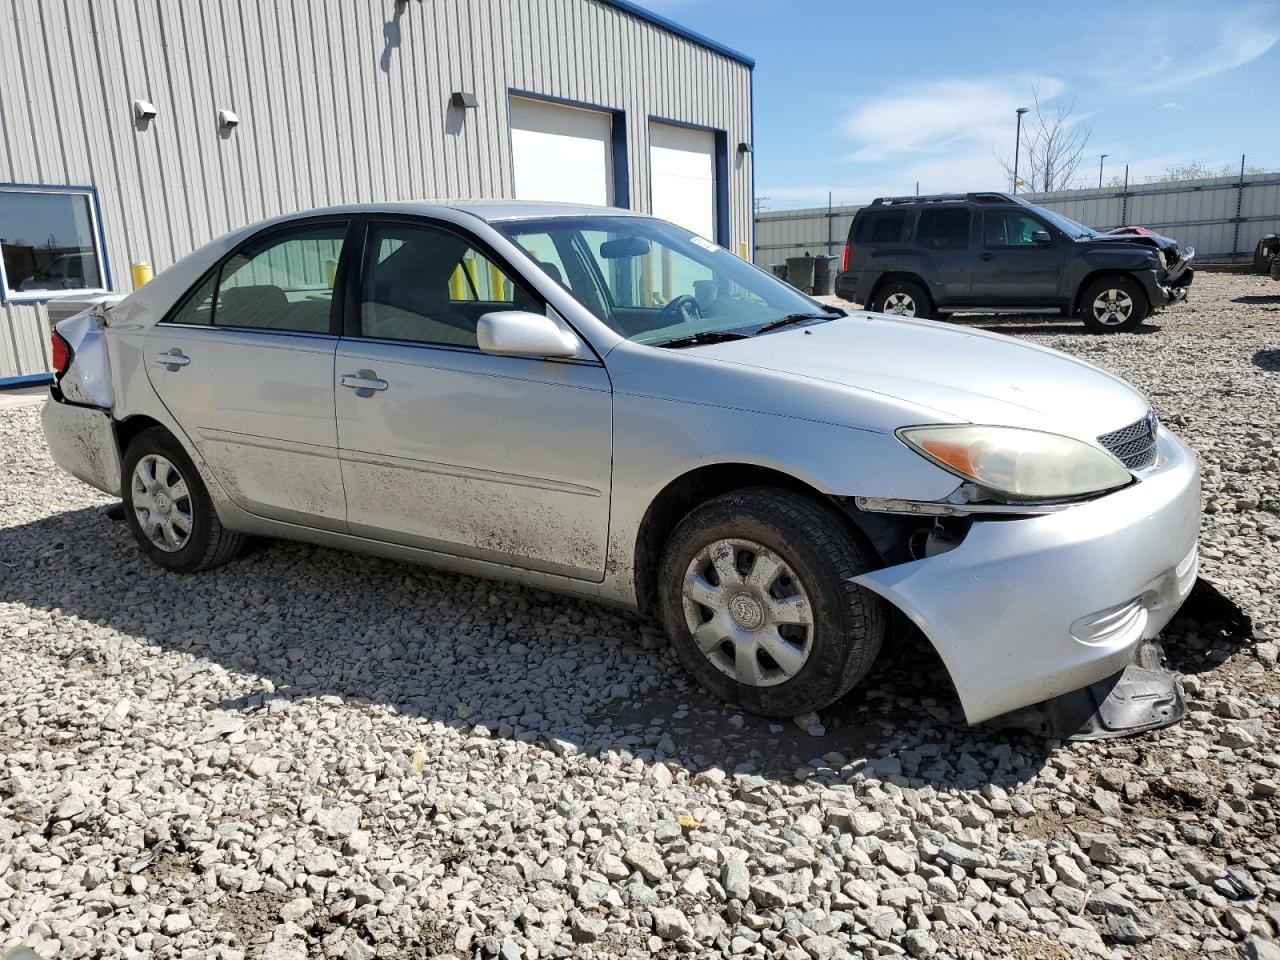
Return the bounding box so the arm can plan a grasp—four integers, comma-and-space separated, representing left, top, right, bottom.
51, 330, 73, 379
841, 243, 851, 272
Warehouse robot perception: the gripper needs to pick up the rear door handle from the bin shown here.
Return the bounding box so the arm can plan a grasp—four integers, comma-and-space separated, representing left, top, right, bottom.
978, 252, 994, 261
154, 351, 191, 368
340, 372, 389, 394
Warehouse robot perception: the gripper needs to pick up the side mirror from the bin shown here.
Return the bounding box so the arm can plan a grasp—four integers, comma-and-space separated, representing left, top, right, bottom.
477, 311, 582, 359
1031, 230, 1052, 245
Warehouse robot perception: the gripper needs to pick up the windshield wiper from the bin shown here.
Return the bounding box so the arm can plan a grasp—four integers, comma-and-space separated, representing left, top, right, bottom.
652, 330, 751, 349
753, 311, 840, 336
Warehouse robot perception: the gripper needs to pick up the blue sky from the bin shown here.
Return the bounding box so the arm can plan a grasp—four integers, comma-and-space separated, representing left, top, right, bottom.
643, 0, 1280, 209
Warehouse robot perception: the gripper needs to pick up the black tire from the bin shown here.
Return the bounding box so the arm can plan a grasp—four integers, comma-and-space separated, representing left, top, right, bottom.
657, 488, 886, 718
121, 426, 245, 573
869, 280, 933, 319
1079, 276, 1149, 333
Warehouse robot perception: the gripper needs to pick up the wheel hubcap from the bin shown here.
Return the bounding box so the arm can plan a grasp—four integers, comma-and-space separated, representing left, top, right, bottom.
1092, 289, 1133, 325
131, 454, 194, 553
882, 293, 916, 317
681, 538, 813, 687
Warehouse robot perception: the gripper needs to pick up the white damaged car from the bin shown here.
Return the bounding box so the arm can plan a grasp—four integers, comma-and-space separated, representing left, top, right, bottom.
42, 201, 1202, 736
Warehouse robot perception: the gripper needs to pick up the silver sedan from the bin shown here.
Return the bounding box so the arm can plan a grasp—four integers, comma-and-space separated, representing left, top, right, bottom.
42, 201, 1200, 731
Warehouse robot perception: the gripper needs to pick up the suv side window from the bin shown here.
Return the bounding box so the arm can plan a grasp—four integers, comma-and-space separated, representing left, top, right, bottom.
915, 208, 971, 250
358, 221, 539, 348
984, 210, 1049, 247
855, 211, 908, 244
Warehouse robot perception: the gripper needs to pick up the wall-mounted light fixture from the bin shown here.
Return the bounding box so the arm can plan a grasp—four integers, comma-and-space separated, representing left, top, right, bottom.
133, 99, 157, 121
218, 109, 240, 129
450, 91, 479, 110
737, 142, 752, 155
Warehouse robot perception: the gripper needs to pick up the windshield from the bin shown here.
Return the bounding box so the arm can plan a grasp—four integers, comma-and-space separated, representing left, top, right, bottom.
494, 216, 831, 345
1029, 205, 1098, 240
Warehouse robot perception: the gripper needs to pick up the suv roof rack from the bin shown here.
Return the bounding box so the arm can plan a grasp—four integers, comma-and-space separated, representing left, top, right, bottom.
869, 192, 1018, 207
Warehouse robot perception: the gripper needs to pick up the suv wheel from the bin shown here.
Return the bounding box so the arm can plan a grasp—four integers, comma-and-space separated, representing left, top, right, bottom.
1080, 277, 1148, 333
122, 427, 245, 573
657, 488, 886, 718
870, 280, 932, 319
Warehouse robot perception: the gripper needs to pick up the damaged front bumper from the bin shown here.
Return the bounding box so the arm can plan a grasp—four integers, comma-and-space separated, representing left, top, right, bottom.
852, 427, 1200, 727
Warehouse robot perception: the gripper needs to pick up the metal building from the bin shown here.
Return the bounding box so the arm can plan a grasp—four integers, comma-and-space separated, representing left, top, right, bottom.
0, 0, 754, 384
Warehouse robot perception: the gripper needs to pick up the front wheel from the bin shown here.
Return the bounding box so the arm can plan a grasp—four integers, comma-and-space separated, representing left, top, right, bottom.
869, 280, 932, 319
657, 488, 886, 718
1080, 276, 1149, 333
122, 427, 245, 573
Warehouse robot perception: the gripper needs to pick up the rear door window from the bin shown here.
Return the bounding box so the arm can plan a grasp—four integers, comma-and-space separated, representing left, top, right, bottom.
214, 223, 347, 333
854, 211, 908, 244
914, 208, 971, 249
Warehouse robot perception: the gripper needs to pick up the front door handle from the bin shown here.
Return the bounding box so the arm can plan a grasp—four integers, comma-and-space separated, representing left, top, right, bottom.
978, 252, 994, 261
154, 350, 191, 368
340, 371, 389, 395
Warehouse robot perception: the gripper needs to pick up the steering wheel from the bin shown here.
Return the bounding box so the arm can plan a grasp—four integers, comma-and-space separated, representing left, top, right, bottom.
657, 293, 703, 326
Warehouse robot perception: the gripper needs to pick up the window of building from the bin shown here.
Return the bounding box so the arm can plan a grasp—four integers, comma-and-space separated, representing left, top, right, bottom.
359, 222, 538, 348
914, 208, 971, 249
0, 186, 109, 302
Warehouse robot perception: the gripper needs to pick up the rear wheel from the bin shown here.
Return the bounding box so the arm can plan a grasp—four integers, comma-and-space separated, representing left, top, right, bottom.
1080, 276, 1148, 333
870, 280, 932, 319
657, 488, 886, 718
122, 427, 244, 573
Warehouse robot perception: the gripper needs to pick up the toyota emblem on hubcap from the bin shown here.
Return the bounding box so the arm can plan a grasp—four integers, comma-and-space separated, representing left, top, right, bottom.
729, 593, 765, 630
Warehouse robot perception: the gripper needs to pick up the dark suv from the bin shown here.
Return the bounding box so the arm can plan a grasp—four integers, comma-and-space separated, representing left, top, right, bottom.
834, 192, 1195, 333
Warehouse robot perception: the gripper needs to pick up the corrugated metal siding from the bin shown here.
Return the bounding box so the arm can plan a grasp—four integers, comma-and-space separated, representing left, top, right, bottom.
1, 0, 753, 378
755, 172, 1280, 268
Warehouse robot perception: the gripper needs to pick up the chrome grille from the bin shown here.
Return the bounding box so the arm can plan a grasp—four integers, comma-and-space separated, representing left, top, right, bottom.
1098, 412, 1158, 470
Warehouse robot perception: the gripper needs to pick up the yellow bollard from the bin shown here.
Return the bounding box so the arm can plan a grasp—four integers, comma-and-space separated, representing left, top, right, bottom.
324, 259, 338, 288
449, 265, 466, 301
130, 261, 154, 288
736, 242, 750, 260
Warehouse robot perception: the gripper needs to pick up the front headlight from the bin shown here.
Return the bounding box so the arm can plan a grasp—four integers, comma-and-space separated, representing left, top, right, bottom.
897, 424, 1132, 501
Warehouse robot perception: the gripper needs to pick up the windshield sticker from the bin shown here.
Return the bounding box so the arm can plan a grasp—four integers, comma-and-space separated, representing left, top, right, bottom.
689, 236, 720, 253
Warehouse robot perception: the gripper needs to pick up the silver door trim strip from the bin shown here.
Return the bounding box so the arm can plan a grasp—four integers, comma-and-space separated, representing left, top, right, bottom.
198, 427, 338, 458
339, 447, 604, 497
199, 427, 602, 497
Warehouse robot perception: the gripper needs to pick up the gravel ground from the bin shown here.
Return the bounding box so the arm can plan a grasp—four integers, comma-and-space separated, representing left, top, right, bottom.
2, 271, 1278, 960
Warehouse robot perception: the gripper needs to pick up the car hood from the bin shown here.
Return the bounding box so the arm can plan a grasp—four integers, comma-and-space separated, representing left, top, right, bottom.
1086, 232, 1181, 254
691, 313, 1150, 440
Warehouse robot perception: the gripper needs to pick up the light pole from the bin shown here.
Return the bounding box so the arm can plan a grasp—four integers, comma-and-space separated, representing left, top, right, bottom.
1012, 107, 1029, 194
1098, 154, 1108, 188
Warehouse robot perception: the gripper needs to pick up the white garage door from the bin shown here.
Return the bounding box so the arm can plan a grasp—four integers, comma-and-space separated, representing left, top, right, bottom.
649, 121, 717, 242
510, 96, 614, 207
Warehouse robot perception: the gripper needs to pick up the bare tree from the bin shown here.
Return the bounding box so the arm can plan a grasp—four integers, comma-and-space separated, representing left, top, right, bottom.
995, 87, 1090, 193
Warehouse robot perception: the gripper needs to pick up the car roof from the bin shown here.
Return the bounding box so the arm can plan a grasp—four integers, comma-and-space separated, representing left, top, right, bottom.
264, 198, 648, 226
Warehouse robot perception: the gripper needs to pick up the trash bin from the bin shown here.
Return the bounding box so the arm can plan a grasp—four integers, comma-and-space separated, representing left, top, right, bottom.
771, 263, 788, 281
812, 255, 836, 297
785, 255, 815, 294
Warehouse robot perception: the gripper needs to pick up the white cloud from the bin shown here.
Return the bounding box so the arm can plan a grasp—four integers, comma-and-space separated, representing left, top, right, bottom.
1143, 5, 1280, 89
1161, 102, 1182, 110
839, 75, 1064, 164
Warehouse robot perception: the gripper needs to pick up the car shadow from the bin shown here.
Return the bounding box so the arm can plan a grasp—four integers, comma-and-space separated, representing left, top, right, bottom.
1253, 348, 1280, 372
1232, 295, 1280, 305
1, 505, 1250, 792
945, 315, 1163, 337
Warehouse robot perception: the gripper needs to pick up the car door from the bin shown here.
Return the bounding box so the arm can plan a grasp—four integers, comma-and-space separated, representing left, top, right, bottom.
333, 217, 613, 580
145, 219, 351, 531
911, 206, 974, 304
970, 208, 1065, 302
